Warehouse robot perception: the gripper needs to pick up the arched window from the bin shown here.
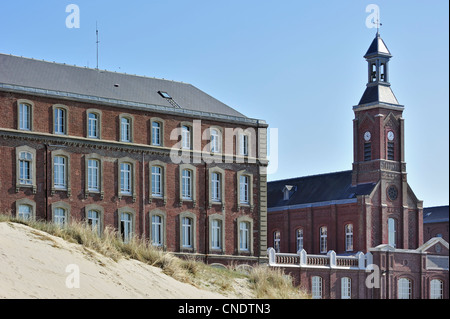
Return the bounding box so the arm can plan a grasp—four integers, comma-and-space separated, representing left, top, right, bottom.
341, 277, 351, 299
18, 204, 32, 221
320, 226, 327, 253
312, 276, 323, 299
273, 231, 281, 253
398, 278, 412, 299
296, 228, 304, 252
120, 212, 133, 243
87, 210, 101, 235
430, 279, 443, 299
388, 218, 397, 248
345, 224, 353, 252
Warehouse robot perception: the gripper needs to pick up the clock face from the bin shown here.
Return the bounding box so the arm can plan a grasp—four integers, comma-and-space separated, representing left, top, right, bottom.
364, 131, 371, 141
387, 131, 395, 141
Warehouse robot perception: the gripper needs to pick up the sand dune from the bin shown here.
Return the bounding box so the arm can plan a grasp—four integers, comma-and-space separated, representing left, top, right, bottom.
0, 222, 228, 299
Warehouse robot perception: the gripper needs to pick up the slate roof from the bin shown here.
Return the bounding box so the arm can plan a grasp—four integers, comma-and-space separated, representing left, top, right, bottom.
364, 33, 392, 58
423, 206, 449, 224
0, 53, 248, 120
358, 84, 400, 106
268, 170, 376, 209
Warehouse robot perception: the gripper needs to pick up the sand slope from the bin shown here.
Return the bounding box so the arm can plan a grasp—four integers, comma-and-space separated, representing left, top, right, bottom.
0, 222, 227, 299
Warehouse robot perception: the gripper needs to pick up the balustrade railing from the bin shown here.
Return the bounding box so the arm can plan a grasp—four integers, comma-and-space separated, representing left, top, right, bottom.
267, 248, 368, 270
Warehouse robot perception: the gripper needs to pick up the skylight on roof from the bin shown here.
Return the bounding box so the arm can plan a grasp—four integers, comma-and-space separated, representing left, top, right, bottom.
158, 91, 172, 99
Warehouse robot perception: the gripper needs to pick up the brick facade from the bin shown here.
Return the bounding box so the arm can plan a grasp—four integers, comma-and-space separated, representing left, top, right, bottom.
0, 60, 269, 265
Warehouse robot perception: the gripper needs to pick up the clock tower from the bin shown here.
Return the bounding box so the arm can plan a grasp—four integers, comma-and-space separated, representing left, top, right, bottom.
352, 32, 423, 249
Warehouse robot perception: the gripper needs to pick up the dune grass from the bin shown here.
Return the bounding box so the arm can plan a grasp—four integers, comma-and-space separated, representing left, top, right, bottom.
0, 214, 308, 299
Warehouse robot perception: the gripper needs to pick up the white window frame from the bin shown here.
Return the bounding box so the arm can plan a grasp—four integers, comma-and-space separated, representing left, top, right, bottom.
320, 226, 328, 253
341, 277, 351, 299
87, 210, 101, 235
345, 224, 354, 252
54, 208, 67, 226
181, 216, 193, 248
182, 125, 191, 150
121, 117, 131, 142
120, 212, 133, 243
151, 166, 163, 197
210, 128, 221, 153
54, 156, 67, 190
388, 218, 397, 248
18, 204, 32, 221
211, 172, 221, 202
398, 278, 412, 299
87, 159, 100, 192
88, 112, 99, 139
274, 231, 281, 253
53, 106, 67, 135
19, 103, 31, 131
296, 228, 304, 252
239, 133, 249, 156
312, 276, 323, 299
240, 175, 249, 204
182, 169, 192, 200
19, 152, 33, 186
120, 163, 132, 195
152, 214, 163, 247
211, 219, 222, 250
239, 222, 250, 251
430, 279, 443, 299
152, 121, 162, 146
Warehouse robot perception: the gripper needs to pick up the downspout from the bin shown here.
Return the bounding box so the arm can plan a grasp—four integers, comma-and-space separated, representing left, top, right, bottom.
44, 143, 49, 221
204, 161, 208, 264
142, 152, 145, 240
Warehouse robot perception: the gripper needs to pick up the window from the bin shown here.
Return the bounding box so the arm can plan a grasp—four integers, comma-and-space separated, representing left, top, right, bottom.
364, 143, 371, 161
152, 121, 162, 146
240, 175, 249, 204
19, 103, 31, 131
430, 279, 443, 299
88, 112, 99, 139
19, 152, 33, 186
239, 133, 249, 156
345, 224, 353, 252
152, 214, 163, 247
210, 128, 221, 153
182, 169, 192, 200
54, 106, 67, 135
54, 156, 67, 189
211, 172, 221, 202
87, 210, 101, 235
18, 204, 32, 221
54, 208, 67, 227
120, 163, 132, 195
120, 212, 133, 243
239, 222, 250, 251
182, 125, 191, 150
320, 226, 327, 253
398, 278, 412, 299
387, 142, 394, 160
151, 166, 163, 197
296, 228, 304, 252
181, 217, 193, 248
120, 115, 133, 143
341, 277, 352, 299
388, 218, 396, 248
312, 276, 323, 299
211, 219, 222, 250
274, 231, 281, 253
87, 159, 100, 192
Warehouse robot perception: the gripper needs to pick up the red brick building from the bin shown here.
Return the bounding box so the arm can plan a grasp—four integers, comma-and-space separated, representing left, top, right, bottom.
0, 53, 269, 265
424, 206, 449, 243
267, 33, 448, 298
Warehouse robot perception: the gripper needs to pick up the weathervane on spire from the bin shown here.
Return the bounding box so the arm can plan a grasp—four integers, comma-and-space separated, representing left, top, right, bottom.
365, 4, 382, 35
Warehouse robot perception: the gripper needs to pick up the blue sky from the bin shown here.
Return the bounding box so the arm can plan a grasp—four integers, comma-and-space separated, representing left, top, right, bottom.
0, 0, 448, 207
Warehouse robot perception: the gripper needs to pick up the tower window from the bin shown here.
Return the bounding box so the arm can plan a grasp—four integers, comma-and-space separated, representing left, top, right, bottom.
364, 143, 372, 161
387, 142, 394, 160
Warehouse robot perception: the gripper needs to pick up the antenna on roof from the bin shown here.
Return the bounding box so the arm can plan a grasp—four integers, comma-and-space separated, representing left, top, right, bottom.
96, 21, 100, 70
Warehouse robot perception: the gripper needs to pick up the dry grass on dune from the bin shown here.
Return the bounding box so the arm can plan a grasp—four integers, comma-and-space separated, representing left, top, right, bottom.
0, 214, 308, 299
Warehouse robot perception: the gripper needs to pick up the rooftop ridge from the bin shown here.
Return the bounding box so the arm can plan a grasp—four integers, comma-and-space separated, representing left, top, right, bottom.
268, 169, 353, 184
0, 52, 188, 85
